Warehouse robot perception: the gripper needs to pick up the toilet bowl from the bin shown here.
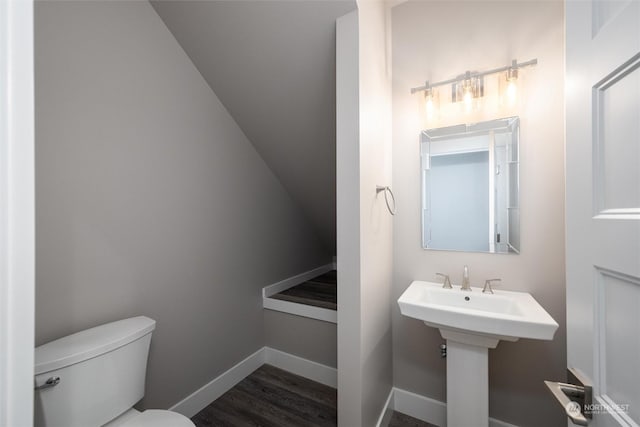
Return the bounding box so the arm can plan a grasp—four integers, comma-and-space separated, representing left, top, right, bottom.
34, 316, 194, 427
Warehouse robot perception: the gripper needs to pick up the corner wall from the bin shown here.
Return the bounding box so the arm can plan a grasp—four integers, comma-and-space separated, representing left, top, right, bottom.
337, 2, 393, 425
357, 2, 394, 426
391, 2, 566, 426
34, 0, 329, 410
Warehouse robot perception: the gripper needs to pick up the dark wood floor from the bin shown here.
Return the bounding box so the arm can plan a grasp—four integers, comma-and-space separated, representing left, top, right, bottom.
192, 364, 335, 427
269, 270, 337, 310
388, 411, 434, 427
191, 364, 432, 427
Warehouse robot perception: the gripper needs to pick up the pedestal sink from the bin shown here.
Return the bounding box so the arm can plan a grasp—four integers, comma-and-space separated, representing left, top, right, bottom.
398, 280, 558, 427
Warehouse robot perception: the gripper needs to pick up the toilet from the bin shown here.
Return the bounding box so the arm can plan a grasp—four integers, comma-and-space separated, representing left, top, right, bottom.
34, 316, 195, 427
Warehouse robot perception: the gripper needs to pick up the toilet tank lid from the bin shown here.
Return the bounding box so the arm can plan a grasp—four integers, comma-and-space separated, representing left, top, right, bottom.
35, 316, 156, 375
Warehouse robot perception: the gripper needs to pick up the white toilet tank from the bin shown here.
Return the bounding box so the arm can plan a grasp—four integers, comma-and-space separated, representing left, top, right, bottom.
34, 316, 156, 427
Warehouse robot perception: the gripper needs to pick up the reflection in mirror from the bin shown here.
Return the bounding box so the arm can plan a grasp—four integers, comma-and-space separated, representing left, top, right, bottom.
421, 117, 520, 254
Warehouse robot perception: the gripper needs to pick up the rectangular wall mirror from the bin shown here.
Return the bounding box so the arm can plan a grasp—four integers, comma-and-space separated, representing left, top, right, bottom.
421, 116, 520, 254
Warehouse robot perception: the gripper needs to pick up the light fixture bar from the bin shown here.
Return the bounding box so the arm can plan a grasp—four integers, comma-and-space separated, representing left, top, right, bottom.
410, 58, 537, 94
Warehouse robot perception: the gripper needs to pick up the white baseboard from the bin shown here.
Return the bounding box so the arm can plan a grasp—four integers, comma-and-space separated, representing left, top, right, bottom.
375, 388, 396, 427
169, 346, 337, 418
490, 417, 519, 427
262, 263, 337, 324
393, 388, 447, 427
379, 387, 519, 427
169, 347, 265, 417
264, 347, 337, 388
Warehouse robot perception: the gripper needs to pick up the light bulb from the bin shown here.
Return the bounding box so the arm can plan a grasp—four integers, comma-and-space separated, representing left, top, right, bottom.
463, 89, 472, 104
506, 67, 518, 106
506, 79, 517, 104
463, 87, 473, 111
425, 95, 434, 117
424, 88, 437, 119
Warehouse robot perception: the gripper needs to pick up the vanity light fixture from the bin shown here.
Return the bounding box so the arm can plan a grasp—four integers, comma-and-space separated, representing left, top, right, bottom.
411, 58, 537, 110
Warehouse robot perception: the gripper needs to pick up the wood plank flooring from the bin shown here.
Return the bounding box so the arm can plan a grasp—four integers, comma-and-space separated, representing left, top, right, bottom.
191, 364, 336, 427
269, 270, 337, 310
191, 364, 434, 427
388, 411, 434, 427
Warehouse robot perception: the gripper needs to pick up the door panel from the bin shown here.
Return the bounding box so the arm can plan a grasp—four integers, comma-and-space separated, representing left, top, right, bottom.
593, 55, 640, 214
566, 0, 640, 426
595, 269, 640, 422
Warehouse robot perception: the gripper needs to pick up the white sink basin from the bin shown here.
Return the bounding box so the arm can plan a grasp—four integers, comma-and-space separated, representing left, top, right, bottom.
398, 280, 559, 427
398, 280, 558, 343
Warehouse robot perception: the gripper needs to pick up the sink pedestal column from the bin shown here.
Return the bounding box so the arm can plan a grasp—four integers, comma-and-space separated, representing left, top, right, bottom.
440, 329, 502, 427
446, 340, 488, 427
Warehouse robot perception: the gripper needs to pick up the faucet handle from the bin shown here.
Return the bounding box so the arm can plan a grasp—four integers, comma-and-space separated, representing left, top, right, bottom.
436, 273, 453, 289
482, 279, 501, 294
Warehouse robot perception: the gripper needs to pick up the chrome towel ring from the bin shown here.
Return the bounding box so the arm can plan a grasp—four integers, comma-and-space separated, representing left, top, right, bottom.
376, 185, 396, 216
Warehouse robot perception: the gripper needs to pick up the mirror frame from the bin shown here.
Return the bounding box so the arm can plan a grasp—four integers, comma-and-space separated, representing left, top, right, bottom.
420, 116, 520, 254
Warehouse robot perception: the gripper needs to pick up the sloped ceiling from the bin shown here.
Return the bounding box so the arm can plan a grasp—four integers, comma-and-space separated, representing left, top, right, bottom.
151, 1, 357, 252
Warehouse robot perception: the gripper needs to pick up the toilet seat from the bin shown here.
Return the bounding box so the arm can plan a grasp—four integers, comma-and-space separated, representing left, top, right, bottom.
120, 409, 195, 427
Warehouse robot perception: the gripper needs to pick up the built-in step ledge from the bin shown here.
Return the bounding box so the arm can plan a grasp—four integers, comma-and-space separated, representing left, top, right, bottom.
263, 264, 337, 324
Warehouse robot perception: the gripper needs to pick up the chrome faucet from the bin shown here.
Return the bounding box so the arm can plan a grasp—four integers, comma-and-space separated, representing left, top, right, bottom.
461, 265, 471, 291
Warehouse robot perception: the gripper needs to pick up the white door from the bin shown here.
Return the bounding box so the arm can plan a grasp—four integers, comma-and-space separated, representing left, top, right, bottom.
0, 0, 36, 425
566, 0, 640, 426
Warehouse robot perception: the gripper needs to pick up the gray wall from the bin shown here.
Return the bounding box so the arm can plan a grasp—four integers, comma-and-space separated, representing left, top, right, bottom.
150, 1, 358, 253
392, 1, 566, 426
35, 0, 329, 410
264, 310, 337, 368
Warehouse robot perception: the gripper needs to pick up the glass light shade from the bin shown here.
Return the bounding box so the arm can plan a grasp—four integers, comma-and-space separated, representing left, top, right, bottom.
424, 88, 440, 120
